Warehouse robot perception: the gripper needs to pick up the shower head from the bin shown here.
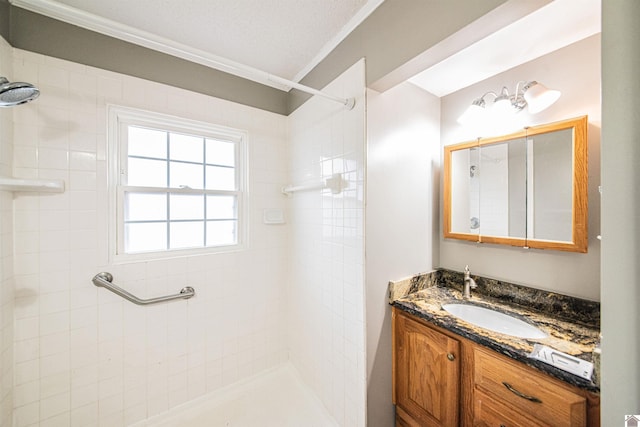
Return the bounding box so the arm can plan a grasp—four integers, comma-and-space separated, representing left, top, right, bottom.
0, 77, 40, 107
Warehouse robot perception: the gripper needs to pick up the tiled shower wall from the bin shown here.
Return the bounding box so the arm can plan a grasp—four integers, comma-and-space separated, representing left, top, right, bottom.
9, 48, 290, 426
287, 60, 367, 426
0, 36, 15, 427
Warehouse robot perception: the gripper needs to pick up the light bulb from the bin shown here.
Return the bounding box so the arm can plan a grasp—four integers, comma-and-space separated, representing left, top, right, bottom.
457, 98, 486, 125
523, 81, 561, 114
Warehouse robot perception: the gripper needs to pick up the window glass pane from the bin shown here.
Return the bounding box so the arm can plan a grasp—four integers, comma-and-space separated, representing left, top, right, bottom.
125, 222, 167, 253
116, 108, 245, 258
128, 126, 167, 159
170, 162, 204, 189
125, 193, 167, 221
170, 194, 204, 220
206, 220, 237, 246
206, 166, 235, 191
170, 221, 204, 249
127, 158, 167, 187
206, 139, 235, 167
170, 133, 203, 163
206, 195, 237, 219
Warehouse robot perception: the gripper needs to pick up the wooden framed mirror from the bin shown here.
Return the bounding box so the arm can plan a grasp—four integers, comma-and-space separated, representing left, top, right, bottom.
443, 116, 588, 252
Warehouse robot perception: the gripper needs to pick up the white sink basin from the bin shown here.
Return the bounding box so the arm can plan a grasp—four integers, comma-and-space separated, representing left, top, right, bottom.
442, 303, 547, 339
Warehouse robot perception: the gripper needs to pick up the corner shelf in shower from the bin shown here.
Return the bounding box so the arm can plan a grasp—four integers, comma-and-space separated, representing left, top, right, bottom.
0, 176, 65, 193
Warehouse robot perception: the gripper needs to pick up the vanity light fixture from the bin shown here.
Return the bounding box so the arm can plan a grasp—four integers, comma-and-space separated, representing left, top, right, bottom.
457, 80, 561, 125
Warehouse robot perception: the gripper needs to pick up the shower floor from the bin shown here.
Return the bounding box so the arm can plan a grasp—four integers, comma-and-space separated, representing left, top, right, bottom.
134, 364, 338, 427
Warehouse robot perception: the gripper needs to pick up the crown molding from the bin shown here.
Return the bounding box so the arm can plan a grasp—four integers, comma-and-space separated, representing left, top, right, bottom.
10, 0, 385, 96
9, 0, 293, 91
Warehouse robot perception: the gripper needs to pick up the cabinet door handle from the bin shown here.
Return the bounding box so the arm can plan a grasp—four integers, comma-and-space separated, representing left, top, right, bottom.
502, 382, 542, 403
447, 353, 455, 361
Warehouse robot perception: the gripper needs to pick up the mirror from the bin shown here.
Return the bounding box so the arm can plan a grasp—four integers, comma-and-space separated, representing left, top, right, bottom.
444, 116, 588, 252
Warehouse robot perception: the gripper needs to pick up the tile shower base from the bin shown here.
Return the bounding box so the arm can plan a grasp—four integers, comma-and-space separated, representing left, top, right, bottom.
131, 363, 338, 427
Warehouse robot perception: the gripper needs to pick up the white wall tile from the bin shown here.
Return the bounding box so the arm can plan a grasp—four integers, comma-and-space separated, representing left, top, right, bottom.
71, 402, 99, 427
38, 210, 69, 232
69, 71, 97, 97
14, 316, 39, 341
38, 65, 69, 89
14, 146, 38, 168
13, 103, 40, 128
14, 337, 40, 364
69, 131, 97, 154
39, 291, 70, 315
39, 230, 69, 253
40, 410, 71, 427
40, 352, 70, 378
97, 76, 123, 102
14, 379, 39, 407
9, 47, 290, 426
70, 150, 97, 171
14, 358, 40, 386
71, 383, 98, 409
14, 401, 40, 427
40, 371, 71, 399
39, 390, 70, 420
287, 60, 367, 426
15, 231, 39, 255
69, 171, 97, 191
39, 317, 69, 342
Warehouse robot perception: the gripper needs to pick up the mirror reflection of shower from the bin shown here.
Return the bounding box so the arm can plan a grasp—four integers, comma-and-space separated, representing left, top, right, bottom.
469, 147, 480, 234
0, 76, 40, 107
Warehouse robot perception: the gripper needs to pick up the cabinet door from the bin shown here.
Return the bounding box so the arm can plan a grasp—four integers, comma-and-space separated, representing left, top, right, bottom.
394, 311, 460, 427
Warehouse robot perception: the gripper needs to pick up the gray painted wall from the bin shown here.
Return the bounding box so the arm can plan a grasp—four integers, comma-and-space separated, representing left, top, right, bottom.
7, 6, 289, 115
3, 0, 508, 116
601, 0, 640, 422
290, 0, 508, 112
0, 0, 9, 42
440, 35, 601, 301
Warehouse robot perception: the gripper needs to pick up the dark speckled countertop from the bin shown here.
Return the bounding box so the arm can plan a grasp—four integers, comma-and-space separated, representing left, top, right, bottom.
389, 269, 601, 393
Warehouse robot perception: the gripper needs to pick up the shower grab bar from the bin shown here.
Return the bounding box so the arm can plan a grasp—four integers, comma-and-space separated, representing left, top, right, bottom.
282, 173, 344, 196
92, 272, 195, 305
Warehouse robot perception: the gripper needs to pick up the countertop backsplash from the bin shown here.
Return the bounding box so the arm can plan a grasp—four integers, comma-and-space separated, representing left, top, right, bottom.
390, 268, 600, 328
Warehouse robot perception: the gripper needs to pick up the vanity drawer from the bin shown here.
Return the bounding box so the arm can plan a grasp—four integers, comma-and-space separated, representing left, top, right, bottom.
473, 347, 586, 427
474, 389, 546, 427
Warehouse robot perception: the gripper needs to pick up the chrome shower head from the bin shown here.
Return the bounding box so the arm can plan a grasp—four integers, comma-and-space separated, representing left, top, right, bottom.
0, 76, 40, 107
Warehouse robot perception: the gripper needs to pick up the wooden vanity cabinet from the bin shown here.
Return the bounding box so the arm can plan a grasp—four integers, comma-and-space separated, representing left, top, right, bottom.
393, 308, 461, 426
473, 346, 594, 426
392, 308, 600, 427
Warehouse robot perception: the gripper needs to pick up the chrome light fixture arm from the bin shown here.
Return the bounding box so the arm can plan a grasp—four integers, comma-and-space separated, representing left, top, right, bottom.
457, 79, 560, 125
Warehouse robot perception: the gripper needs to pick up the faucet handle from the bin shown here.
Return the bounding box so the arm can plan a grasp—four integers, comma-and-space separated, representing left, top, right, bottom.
464, 265, 470, 275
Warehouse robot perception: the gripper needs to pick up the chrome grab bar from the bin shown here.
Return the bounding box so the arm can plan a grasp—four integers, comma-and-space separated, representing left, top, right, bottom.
92, 272, 195, 305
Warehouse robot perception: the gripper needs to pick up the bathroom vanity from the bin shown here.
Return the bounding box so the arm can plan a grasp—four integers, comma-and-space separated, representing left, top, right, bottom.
390, 270, 600, 427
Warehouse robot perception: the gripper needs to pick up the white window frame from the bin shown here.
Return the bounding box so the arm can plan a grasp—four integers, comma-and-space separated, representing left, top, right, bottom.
107, 105, 248, 263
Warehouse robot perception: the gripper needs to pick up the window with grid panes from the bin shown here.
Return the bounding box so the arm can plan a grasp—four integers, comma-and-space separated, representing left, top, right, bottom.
109, 106, 246, 259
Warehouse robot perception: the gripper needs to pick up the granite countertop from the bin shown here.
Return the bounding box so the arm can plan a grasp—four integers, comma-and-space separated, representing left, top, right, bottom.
390, 270, 601, 393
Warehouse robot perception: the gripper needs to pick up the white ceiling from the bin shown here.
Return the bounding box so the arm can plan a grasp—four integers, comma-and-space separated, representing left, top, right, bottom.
409, 0, 601, 97
11, 0, 385, 87
11, 0, 601, 96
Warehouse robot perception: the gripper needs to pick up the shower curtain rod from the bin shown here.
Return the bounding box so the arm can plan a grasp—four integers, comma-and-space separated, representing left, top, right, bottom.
10, 0, 356, 110
266, 74, 356, 110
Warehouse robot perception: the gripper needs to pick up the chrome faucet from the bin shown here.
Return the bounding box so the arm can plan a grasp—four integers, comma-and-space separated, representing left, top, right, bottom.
463, 265, 477, 299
